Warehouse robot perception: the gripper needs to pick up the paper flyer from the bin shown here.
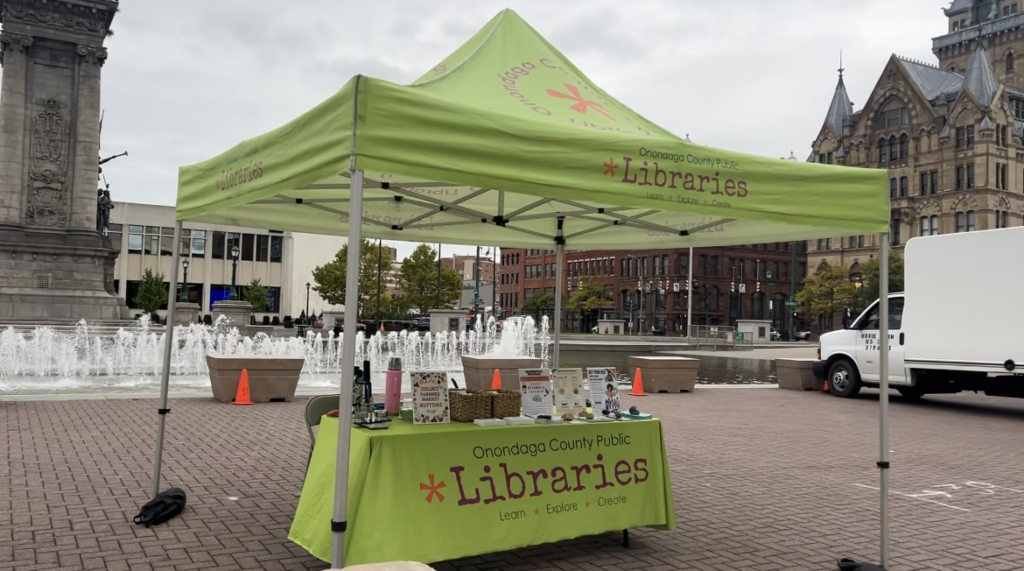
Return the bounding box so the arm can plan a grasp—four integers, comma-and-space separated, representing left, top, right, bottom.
518, 368, 553, 417
586, 367, 621, 414
410, 371, 450, 424
551, 368, 586, 415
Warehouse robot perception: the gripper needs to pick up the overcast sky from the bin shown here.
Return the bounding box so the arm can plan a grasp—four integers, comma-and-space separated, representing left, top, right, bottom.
4, 0, 950, 259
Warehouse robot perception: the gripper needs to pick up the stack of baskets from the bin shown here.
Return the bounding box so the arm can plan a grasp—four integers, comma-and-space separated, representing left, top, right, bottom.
449, 389, 523, 421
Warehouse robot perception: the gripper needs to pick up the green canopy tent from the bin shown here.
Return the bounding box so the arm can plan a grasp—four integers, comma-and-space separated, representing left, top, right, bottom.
157, 9, 894, 568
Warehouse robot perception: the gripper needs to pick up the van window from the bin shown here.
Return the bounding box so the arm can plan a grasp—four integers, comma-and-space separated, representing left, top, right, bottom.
856, 297, 904, 330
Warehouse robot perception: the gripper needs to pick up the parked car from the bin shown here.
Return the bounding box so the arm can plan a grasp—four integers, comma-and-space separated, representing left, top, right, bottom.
412, 317, 430, 331
794, 330, 812, 341
770, 327, 781, 341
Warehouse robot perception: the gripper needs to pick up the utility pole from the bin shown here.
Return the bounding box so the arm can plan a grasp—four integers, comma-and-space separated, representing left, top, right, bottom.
376, 239, 383, 320
790, 241, 798, 340
436, 243, 442, 309
686, 247, 693, 339
473, 245, 482, 327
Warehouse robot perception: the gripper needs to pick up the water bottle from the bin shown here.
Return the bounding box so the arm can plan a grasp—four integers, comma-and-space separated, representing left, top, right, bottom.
385, 356, 402, 415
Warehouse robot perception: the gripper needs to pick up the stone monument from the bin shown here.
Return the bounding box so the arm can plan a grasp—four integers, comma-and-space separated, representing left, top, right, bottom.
0, 0, 128, 322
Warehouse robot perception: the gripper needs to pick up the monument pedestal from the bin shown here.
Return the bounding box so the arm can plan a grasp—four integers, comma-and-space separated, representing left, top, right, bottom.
172, 302, 201, 326
212, 300, 253, 328
0, 0, 125, 324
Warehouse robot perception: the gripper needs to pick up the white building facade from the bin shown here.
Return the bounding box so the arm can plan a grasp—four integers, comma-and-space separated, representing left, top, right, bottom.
108, 202, 347, 319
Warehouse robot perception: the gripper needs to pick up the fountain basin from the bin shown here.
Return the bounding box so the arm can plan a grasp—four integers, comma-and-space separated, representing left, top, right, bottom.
207, 354, 304, 403
460, 355, 542, 392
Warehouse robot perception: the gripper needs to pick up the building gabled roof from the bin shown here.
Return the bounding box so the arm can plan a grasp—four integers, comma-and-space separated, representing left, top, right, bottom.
897, 56, 963, 99
824, 74, 854, 135
962, 41, 1000, 105
944, 0, 974, 16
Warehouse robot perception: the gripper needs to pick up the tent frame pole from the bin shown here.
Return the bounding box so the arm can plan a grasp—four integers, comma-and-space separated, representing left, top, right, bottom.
552, 217, 565, 369
878, 232, 890, 568
151, 220, 183, 498
331, 169, 365, 568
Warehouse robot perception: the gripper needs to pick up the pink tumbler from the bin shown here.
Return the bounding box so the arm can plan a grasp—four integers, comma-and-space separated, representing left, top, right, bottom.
385, 357, 402, 415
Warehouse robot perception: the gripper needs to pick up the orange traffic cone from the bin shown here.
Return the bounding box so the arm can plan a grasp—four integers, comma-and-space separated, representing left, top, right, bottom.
490, 369, 502, 390
629, 368, 647, 396
822, 378, 830, 392
232, 369, 254, 405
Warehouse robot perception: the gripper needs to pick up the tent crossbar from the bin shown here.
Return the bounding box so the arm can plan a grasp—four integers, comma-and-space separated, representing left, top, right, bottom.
557, 199, 687, 236
498, 191, 505, 217
384, 195, 491, 229
504, 198, 551, 220
501, 223, 554, 241
302, 180, 453, 190
405, 219, 479, 229
446, 187, 491, 206
386, 186, 494, 223
394, 208, 444, 229
296, 200, 394, 230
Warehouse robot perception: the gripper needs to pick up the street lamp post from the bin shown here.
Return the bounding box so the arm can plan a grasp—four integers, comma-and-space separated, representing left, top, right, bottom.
789, 241, 798, 340
228, 245, 239, 301
305, 281, 311, 323
179, 258, 190, 303
376, 239, 383, 320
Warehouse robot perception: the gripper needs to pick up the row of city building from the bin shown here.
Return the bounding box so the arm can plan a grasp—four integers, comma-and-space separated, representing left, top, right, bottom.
496, 245, 808, 335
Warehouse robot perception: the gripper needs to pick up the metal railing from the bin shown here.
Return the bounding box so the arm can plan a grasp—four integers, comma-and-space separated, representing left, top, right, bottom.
688, 325, 755, 351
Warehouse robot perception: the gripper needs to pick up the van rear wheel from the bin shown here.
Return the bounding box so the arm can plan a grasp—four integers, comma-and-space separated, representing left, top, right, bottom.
897, 386, 924, 401
828, 359, 861, 398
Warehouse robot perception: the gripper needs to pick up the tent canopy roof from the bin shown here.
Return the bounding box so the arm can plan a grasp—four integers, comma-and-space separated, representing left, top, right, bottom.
175, 9, 888, 250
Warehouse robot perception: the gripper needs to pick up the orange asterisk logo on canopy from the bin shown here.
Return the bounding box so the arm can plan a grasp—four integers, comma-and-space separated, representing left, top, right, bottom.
547, 83, 616, 121
419, 474, 446, 503
603, 158, 619, 177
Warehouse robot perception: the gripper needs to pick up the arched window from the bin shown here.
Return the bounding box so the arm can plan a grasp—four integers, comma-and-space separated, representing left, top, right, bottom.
1008, 52, 1015, 73
888, 135, 898, 161
878, 138, 888, 162
710, 286, 720, 310
899, 133, 909, 158
878, 99, 909, 129
900, 176, 909, 197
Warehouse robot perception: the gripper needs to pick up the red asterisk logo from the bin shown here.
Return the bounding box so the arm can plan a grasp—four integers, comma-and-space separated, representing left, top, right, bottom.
419, 474, 446, 504
603, 158, 619, 177
547, 84, 616, 121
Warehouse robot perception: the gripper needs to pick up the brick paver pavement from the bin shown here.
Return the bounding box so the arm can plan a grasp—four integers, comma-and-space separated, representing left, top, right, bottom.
2, 388, 1022, 571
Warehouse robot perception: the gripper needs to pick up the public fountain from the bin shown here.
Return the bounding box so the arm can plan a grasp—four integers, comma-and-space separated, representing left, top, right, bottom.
0, 315, 550, 396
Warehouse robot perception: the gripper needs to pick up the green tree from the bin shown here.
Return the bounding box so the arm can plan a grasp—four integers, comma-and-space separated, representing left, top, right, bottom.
566, 276, 611, 312
522, 293, 556, 320
856, 252, 905, 311
311, 239, 391, 318
243, 278, 270, 312
134, 268, 167, 318
795, 263, 856, 331
396, 244, 462, 314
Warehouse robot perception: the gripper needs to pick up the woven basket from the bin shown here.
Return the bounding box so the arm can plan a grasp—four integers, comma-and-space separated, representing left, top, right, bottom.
491, 390, 521, 419
450, 390, 492, 422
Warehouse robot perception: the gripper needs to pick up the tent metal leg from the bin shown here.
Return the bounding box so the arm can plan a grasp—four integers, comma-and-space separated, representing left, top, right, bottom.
878, 232, 890, 568
622, 529, 630, 548
151, 221, 183, 498
552, 217, 565, 369
331, 169, 365, 569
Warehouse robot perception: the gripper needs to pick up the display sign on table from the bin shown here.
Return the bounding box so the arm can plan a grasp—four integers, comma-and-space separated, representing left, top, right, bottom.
411, 371, 450, 424
551, 368, 586, 415
518, 368, 553, 417
586, 367, 621, 413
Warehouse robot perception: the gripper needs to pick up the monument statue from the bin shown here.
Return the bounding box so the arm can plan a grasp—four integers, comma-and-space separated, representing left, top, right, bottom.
96, 187, 113, 234
0, 0, 127, 322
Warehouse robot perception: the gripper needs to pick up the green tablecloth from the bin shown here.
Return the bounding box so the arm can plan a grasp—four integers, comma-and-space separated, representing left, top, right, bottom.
288, 417, 676, 566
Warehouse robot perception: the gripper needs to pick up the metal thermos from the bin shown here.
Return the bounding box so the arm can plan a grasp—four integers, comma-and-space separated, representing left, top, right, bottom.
385, 356, 402, 415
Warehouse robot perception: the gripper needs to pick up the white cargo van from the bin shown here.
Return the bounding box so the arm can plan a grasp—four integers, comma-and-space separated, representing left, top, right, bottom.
812, 227, 1024, 399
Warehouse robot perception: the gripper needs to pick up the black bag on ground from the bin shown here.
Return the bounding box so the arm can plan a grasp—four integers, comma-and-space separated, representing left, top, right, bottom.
134, 488, 186, 527
837, 558, 886, 571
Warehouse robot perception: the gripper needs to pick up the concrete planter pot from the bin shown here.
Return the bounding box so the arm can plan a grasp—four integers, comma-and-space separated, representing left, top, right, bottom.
774, 358, 817, 391
206, 355, 305, 403
460, 355, 543, 392
627, 356, 699, 393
